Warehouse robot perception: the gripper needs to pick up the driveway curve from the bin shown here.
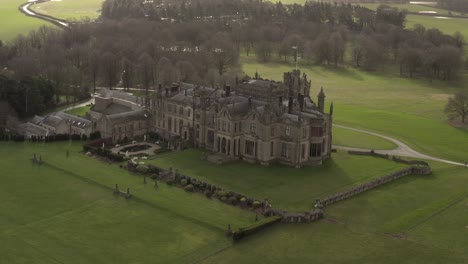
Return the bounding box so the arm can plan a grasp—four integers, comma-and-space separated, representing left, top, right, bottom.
332, 124, 465, 167
20, 0, 70, 28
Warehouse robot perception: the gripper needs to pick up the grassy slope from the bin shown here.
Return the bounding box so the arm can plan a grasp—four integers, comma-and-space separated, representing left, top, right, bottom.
359, 3, 455, 15
333, 126, 397, 150
406, 14, 468, 36
200, 162, 468, 264
241, 55, 468, 162
30, 0, 104, 21
146, 149, 406, 211
0, 0, 54, 42
65, 105, 92, 117
0, 142, 255, 263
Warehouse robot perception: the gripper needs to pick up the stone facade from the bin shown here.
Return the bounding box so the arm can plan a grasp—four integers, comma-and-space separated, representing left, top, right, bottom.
89, 91, 151, 142
150, 70, 333, 167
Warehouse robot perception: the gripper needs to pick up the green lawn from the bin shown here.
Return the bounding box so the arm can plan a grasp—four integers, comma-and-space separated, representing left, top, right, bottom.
30, 0, 104, 21
199, 161, 468, 263
146, 149, 406, 211
0, 142, 255, 263
358, 3, 456, 15
406, 14, 468, 36
65, 105, 92, 117
0, 0, 55, 42
241, 55, 468, 162
333, 126, 397, 150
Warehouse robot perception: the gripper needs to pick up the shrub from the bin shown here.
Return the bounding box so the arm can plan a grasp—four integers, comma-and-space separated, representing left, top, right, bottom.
136, 165, 149, 174
154, 148, 171, 154
232, 216, 282, 241
252, 201, 262, 208
220, 196, 227, 202
228, 196, 238, 205
180, 179, 188, 186
89, 131, 101, 140
184, 184, 194, 192
217, 190, 229, 197
205, 191, 212, 198
240, 197, 247, 203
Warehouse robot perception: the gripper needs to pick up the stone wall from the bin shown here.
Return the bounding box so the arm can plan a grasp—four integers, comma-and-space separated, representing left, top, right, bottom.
318, 165, 431, 208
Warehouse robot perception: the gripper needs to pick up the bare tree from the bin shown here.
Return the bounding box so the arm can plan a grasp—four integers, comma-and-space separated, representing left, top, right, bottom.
445, 92, 468, 123
100, 51, 120, 89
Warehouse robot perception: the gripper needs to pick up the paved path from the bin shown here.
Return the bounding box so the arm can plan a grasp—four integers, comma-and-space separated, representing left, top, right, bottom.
332, 124, 466, 167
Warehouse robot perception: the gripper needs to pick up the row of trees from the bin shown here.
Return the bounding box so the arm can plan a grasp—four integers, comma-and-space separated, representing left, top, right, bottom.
437, 0, 468, 14
0, 1, 466, 118
0, 75, 55, 117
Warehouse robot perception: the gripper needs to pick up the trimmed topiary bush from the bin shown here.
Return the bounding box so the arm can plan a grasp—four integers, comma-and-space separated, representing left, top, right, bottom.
180, 178, 188, 186
217, 190, 229, 197
184, 184, 194, 192
136, 165, 149, 174
252, 200, 262, 208
228, 196, 238, 205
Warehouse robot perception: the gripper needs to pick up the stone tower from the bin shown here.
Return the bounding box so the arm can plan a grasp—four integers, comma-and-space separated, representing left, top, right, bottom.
317, 87, 325, 113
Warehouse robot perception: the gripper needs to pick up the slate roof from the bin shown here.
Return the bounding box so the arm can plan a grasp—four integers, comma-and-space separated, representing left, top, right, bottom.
91, 103, 133, 115
107, 110, 151, 124
18, 122, 49, 136
42, 115, 64, 128
54, 112, 92, 129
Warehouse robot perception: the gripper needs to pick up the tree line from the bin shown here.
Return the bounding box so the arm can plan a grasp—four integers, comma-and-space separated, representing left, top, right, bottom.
0, 1, 465, 118
437, 0, 468, 14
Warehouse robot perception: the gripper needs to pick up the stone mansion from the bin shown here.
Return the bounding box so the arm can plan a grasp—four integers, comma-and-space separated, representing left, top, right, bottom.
89, 70, 333, 167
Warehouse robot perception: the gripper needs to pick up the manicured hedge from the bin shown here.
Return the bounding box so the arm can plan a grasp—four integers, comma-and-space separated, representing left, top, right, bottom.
232, 216, 282, 241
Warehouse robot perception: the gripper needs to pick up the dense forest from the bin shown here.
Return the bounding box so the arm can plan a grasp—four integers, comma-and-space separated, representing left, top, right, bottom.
0, 0, 466, 117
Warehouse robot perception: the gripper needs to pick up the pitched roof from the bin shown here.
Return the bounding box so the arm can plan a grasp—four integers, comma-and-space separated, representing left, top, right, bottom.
18, 122, 49, 136
107, 110, 152, 124
42, 115, 64, 128
91, 103, 133, 115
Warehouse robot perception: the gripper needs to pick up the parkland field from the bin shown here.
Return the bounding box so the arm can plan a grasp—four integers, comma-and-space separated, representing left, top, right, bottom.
1, 0, 468, 263
30, 0, 104, 21
2, 140, 467, 263
0, 0, 53, 42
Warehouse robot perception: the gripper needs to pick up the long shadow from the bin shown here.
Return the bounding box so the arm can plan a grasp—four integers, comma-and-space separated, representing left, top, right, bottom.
42, 162, 223, 232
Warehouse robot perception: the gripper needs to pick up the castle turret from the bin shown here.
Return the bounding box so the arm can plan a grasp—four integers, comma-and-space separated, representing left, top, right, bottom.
317, 87, 325, 113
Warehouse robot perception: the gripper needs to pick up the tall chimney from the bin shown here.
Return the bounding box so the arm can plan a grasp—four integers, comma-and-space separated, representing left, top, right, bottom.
288, 97, 293, 114
299, 94, 304, 111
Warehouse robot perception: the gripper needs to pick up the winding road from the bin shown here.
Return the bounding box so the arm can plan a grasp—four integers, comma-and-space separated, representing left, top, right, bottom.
20, 0, 70, 28
332, 124, 466, 167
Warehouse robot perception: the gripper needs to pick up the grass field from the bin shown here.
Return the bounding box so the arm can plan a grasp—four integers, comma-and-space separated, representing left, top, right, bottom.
333, 126, 397, 150
0, 142, 256, 263
358, 3, 456, 15
241, 55, 468, 162
140, 147, 468, 263
199, 162, 468, 263
0, 0, 55, 42
146, 149, 406, 211
65, 105, 92, 117
30, 0, 104, 21
406, 14, 468, 36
